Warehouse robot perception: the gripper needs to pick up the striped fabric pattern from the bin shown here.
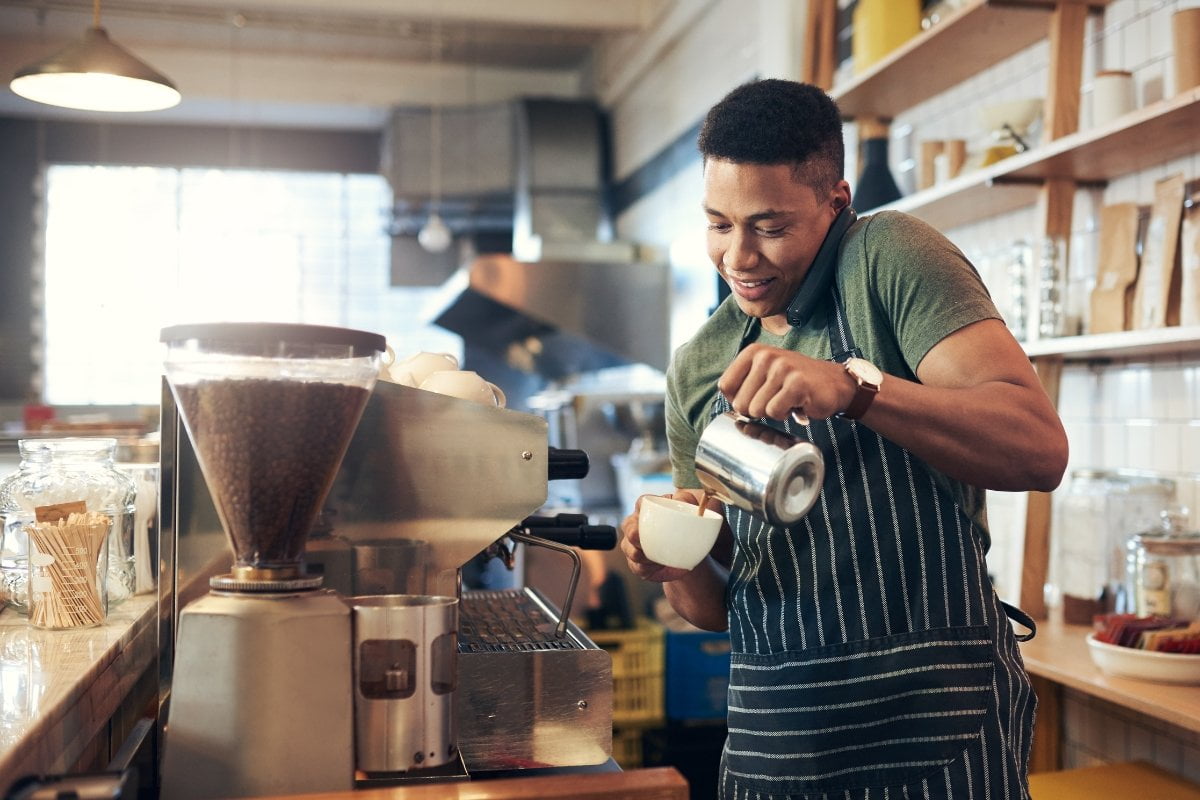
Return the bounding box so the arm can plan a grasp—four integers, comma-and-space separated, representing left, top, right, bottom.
713, 296, 1036, 800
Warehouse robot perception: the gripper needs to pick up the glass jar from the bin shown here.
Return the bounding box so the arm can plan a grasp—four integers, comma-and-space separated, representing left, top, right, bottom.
1050, 469, 1176, 622
0, 438, 136, 624
1125, 507, 1200, 619
115, 437, 160, 595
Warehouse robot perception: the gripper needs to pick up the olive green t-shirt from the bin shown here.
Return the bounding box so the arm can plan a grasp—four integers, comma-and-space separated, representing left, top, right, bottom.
666, 210, 1001, 542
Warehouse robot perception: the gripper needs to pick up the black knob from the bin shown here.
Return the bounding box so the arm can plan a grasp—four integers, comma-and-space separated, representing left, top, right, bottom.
547, 447, 589, 481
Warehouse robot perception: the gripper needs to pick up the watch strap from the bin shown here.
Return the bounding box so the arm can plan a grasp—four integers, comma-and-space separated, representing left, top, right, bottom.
840, 360, 880, 420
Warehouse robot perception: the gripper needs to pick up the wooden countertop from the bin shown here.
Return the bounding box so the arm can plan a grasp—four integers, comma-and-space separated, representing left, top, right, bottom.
251, 767, 689, 800
1019, 617, 1200, 733
0, 594, 157, 785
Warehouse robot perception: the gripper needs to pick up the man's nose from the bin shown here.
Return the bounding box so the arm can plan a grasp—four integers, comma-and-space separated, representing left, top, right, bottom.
722, 229, 758, 271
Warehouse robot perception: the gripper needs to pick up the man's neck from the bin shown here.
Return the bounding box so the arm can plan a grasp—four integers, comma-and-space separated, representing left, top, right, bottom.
760, 313, 791, 336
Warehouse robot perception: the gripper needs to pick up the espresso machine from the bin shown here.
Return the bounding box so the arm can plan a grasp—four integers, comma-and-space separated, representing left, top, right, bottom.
157, 323, 615, 800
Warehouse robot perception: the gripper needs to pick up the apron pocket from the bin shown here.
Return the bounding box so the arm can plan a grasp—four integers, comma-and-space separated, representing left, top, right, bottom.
724, 625, 994, 796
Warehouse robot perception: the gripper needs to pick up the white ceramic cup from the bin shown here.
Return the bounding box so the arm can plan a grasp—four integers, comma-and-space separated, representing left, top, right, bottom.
419, 370, 507, 407
637, 495, 722, 570
389, 351, 459, 388
1092, 70, 1134, 128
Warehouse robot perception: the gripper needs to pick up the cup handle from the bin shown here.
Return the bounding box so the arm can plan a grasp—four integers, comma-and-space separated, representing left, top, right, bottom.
382, 345, 396, 366
489, 383, 507, 408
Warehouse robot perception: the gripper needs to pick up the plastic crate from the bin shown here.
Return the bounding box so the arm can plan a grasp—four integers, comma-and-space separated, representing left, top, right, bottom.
589, 619, 665, 726
665, 629, 732, 721
610, 726, 645, 769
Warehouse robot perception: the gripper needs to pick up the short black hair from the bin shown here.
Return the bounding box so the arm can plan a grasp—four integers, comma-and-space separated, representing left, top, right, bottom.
698, 79, 844, 193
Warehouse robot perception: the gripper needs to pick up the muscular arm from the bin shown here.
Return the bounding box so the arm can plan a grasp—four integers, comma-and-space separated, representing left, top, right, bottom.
719, 318, 1068, 492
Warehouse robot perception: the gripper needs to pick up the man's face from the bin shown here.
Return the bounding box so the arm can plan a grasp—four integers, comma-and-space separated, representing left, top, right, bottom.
703, 159, 847, 331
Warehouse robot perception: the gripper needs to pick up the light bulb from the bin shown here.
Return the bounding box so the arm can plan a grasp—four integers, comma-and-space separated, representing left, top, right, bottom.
418, 212, 453, 253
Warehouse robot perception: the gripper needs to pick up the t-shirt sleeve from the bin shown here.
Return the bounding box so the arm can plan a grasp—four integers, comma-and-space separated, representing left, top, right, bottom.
666, 351, 704, 489
859, 211, 1001, 371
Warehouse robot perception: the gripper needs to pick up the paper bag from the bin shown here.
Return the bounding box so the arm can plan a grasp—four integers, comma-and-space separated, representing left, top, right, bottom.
1132, 174, 1186, 330
1090, 203, 1141, 333
1181, 186, 1200, 326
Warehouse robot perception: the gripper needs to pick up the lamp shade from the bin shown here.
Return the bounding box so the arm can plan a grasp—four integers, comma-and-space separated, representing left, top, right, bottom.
417, 212, 453, 253
10, 26, 181, 112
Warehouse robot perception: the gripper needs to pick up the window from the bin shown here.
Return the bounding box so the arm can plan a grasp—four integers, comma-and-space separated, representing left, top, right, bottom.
41, 165, 461, 405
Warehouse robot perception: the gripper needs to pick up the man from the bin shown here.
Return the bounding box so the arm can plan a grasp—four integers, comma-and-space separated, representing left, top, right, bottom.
620, 79, 1068, 800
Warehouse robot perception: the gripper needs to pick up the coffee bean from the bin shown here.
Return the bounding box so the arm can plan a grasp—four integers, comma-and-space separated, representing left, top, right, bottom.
175, 379, 369, 568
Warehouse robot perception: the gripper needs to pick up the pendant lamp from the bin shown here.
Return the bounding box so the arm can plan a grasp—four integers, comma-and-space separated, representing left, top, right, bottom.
10, 0, 181, 113
417, 18, 452, 253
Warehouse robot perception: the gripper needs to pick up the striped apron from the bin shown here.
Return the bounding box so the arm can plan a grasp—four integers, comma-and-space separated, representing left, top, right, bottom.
715, 292, 1037, 800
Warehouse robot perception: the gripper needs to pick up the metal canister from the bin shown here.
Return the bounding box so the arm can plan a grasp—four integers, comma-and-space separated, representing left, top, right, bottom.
694, 412, 824, 527
351, 594, 459, 773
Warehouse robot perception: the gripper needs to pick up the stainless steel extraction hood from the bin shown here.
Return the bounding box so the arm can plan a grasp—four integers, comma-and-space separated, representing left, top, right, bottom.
397, 98, 671, 377
426, 253, 669, 378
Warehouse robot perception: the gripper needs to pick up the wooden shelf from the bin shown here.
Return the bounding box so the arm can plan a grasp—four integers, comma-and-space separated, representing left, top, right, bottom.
867, 88, 1200, 231
1024, 325, 1200, 361
831, 0, 1099, 121
1020, 618, 1200, 734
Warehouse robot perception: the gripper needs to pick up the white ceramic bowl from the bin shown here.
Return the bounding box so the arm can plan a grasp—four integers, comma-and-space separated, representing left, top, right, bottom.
1086, 633, 1200, 685
978, 97, 1043, 136
638, 495, 722, 570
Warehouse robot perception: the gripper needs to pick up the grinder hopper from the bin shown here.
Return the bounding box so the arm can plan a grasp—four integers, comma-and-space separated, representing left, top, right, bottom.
160, 322, 383, 589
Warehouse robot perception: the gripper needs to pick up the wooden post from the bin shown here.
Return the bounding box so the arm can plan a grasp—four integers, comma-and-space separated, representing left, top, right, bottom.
1018, 0, 1089, 620
1043, 2, 1087, 143
802, 0, 837, 90
1020, 354, 1063, 620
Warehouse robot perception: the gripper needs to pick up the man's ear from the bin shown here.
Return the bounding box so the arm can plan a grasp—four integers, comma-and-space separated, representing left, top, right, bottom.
829, 180, 852, 213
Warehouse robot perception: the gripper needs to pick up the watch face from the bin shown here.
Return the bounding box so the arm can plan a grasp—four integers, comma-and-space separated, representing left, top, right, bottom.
848, 358, 883, 386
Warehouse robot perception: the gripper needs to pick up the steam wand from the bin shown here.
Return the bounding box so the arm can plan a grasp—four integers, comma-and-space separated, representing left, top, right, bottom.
505, 530, 581, 639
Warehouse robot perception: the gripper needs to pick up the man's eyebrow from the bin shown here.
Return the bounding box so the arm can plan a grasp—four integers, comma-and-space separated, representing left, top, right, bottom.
702, 206, 790, 222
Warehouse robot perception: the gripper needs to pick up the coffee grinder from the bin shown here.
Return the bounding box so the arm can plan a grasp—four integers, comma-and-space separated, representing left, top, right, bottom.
158, 322, 384, 800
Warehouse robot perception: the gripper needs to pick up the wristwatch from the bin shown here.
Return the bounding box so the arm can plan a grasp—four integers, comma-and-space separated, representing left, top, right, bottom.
838, 357, 883, 420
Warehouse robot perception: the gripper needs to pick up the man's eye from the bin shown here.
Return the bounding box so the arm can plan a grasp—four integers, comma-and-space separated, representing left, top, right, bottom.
706, 222, 730, 232
757, 227, 786, 236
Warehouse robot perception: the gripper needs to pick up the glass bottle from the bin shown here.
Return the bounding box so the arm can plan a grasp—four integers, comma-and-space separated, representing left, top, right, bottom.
1007, 239, 1031, 341
0, 438, 136, 625
1037, 235, 1071, 338
854, 137, 903, 211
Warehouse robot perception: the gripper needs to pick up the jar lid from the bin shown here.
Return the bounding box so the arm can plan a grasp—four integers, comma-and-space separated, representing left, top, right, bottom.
1134, 534, 1200, 555
160, 322, 385, 357
115, 436, 159, 464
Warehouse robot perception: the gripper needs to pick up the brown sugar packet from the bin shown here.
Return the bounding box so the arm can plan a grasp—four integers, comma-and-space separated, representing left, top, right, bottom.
1142, 620, 1200, 652
34, 501, 87, 523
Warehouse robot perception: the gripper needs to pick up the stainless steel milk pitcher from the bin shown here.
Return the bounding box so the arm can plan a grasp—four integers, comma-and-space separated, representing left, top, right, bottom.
694, 412, 824, 527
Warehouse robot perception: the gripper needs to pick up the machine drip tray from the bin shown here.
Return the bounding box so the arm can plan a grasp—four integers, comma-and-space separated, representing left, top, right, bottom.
356, 751, 470, 787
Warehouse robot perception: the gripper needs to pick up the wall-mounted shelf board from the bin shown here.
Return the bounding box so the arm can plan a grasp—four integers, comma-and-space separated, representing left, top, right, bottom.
1024, 325, 1200, 361
831, 0, 1110, 121
863, 89, 1200, 231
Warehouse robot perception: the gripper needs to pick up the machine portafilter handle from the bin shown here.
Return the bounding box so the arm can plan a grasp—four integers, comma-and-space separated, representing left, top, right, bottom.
519, 514, 617, 550
548, 447, 590, 481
